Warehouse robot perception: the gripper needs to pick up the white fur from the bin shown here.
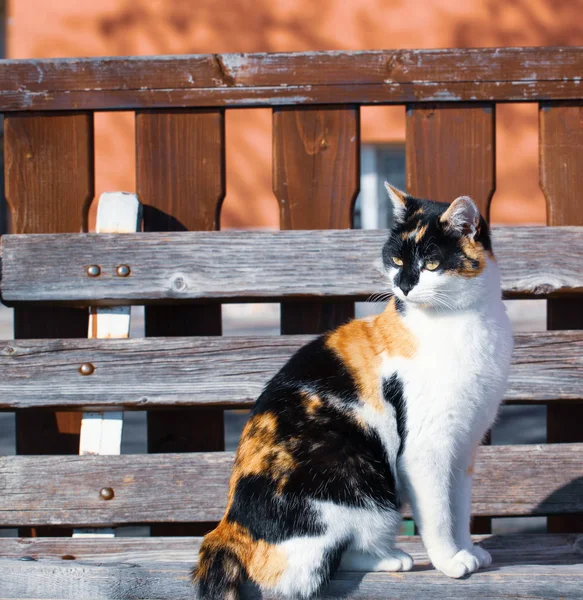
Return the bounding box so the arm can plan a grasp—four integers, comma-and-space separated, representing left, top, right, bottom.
386, 255, 513, 577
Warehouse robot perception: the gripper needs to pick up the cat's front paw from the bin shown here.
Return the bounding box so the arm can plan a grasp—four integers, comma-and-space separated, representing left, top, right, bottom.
431, 549, 480, 579
468, 544, 491, 568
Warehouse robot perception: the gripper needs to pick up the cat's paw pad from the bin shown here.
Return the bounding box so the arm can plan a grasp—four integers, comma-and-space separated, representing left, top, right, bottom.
375, 549, 414, 572
431, 550, 479, 579
469, 544, 491, 568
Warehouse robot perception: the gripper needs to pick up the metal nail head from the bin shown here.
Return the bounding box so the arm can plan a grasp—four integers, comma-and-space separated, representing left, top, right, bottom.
79, 363, 95, 376
116, 265, 131, 277
87, 265, 101, 277
100, 487, 115, 501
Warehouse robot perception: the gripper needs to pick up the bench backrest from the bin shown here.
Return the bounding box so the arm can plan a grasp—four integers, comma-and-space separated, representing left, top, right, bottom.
0, 47, 582, 535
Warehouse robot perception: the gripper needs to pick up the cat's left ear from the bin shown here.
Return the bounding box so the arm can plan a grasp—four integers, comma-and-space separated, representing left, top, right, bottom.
384, 182, 408, 224
440, 196, 481, 238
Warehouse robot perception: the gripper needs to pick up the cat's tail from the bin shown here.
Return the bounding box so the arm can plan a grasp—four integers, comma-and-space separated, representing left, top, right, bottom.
193, 527, 246, 600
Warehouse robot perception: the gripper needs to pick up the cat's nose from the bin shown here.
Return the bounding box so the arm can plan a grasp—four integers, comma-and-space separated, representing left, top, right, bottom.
399, 282, 414, 296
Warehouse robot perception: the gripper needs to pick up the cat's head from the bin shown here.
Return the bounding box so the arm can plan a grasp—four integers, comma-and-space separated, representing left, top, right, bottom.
381, 182, 496, 311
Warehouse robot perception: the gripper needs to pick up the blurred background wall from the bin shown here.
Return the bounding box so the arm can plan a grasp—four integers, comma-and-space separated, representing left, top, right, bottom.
6, 0, 583, 228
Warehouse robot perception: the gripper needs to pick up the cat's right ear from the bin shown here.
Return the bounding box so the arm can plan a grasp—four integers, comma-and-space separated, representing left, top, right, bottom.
384, 182, 407, 225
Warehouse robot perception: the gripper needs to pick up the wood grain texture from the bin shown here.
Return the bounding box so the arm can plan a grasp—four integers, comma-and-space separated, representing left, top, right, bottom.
2, 227, 581, 305
0, 48, 582, 111
0, 535, 582, 600
0, 444, 582, 526
0, 331, 581, 410
3, 112, 94, 539
540, 101, 583, 534
0, 561, 581, 599
136, 109, 226, 536
274, 106, 359, 334
406, 104, 495, 218
1, 533, 581, 566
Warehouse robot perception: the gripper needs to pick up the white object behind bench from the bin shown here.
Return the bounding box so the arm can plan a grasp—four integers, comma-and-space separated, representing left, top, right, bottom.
73, 192, 142, 538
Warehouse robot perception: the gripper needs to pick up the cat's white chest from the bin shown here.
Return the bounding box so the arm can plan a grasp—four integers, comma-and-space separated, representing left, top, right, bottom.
382, 302, 513, 444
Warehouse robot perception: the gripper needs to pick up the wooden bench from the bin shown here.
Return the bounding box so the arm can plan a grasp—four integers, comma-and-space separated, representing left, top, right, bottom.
0, 47, 582, 599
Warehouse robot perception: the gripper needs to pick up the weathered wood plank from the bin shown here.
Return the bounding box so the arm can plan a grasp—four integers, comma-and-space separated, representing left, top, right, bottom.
1, 227, 582, 305
0, 47, 582, 111
0, 535, 582, 599
0, 444, 581, 526
2, 534, 581, 566
0, 331, 581, 410
540, 101, 583, 534
1, 560, 581, 600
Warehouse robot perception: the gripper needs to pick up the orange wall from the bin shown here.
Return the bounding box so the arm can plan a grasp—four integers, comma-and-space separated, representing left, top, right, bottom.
8, 0, 583, 226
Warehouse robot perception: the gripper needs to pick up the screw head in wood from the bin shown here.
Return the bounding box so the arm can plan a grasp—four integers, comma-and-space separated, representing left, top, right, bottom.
116, 264, 131, 277
86, 265, 101, 277
100, 487, 115, 501
79, 363, 95, 376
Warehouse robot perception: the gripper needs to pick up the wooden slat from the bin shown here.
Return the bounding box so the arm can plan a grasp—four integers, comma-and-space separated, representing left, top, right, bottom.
136, 109, 225, 537
406, 103, 495, 217
0, 331, 581, 411
0, 535, 581, 600
2, 533, 581, 566
274, 106, 359, 333
1, 561, 581, 600
406, 103, 496, 533
2, 227, 582, 305
0, 48, 582, 111
0, 444, 581, 526
540, 101, 583, 534
3, 112, 93, 541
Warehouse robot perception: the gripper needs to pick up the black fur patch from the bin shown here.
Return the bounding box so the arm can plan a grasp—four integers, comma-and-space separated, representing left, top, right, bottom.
383, 374, 406, 456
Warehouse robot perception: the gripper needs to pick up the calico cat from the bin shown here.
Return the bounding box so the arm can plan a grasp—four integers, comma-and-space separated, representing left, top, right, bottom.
194, 183, 513, 599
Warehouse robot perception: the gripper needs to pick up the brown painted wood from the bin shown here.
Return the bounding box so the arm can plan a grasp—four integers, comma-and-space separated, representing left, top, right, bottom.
406, 103, 495, 217
135, 108, 225, 536
406, 103, 496, 534
540, 101, 583, 534
2, 227, 582, 305
3, 112, 93, 536
0, 535, 581, 600
0, 331, 581, 411
0, 48, 582, 111
274, 106, 359, 334
275, 106, 358, 334
0, 444, 582, 527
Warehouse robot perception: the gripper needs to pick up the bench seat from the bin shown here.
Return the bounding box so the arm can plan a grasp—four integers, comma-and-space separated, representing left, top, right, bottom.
1, 534, 581, 599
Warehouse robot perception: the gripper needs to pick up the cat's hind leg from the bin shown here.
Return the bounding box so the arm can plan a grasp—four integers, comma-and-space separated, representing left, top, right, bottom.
265, 536, 347, 599
338, 505, 413, 572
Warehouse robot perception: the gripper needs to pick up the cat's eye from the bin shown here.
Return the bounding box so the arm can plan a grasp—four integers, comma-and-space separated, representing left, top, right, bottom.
392, 257, 403, 267
425, 261, 440, 271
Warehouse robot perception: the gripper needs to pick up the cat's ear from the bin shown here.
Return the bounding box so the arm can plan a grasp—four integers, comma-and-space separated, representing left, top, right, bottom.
440, 195, 481, 238
384, 182, 408, 224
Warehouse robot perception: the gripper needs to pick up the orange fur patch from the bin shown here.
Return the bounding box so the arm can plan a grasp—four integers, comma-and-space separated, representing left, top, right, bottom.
415, 224, 428, 242
198, 520, 287, 588
326, 298, 417, 412
303, 393, 323, 416
400, 222, 428, 242
458, 237, 487, 278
